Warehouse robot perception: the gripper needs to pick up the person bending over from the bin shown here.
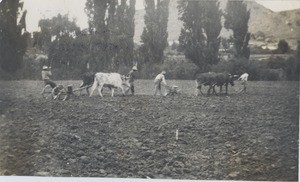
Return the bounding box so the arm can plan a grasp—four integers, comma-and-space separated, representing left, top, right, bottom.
154, 71, 167, 96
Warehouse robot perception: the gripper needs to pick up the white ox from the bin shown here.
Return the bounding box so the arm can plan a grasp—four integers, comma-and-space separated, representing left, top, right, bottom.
89, 72, 130, 97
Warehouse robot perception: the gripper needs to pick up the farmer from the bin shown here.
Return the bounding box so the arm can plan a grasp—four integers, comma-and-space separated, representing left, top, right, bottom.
237, 73, 249, 93
41, 65, 57, 89
154, 71, 167, 96
126, 65, 138, 95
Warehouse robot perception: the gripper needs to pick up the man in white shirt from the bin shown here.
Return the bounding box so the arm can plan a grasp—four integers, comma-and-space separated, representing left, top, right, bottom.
154, 71, 167, 96
237, 73, 249, 93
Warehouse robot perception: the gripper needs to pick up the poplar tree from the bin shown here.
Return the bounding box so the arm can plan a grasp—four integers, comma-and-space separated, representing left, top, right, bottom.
85, 0, 111, 71
112, 0, 136, 68
140, 0, 170, 64
224, 0, 251, 59
178, 0, 222, 72
0, 0, 28, 72
85, 0, 136, 71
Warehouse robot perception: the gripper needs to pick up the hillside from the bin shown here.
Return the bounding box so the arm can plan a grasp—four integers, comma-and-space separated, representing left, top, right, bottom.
134, 0, 300, 49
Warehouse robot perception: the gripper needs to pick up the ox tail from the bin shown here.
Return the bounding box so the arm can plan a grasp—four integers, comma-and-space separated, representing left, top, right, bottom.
89, 75, 99, 97
79, 81, 85, 88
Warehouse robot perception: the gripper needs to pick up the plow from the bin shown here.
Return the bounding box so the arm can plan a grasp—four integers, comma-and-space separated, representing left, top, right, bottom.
165, 85, 181, 96
41, 84, 92, 101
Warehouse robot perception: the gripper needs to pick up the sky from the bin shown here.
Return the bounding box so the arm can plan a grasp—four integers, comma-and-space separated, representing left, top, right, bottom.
21, 0, 300, 32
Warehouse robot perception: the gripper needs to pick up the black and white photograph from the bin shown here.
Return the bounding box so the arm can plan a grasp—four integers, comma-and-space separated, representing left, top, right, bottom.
0, 0, 299, 181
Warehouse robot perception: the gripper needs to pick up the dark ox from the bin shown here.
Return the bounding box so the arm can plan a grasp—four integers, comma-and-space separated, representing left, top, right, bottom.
195, 72, 237, 96
79, 72, 95, 95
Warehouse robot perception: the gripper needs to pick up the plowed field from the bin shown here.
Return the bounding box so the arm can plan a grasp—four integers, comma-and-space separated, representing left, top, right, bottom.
0, 80, 298, 180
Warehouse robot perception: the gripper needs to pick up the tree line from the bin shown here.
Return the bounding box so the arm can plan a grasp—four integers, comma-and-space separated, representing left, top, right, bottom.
0, 0, 298, 80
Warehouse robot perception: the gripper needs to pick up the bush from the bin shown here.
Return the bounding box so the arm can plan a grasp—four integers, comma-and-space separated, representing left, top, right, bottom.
138, 56, 198, 80
267, 56, 286, 69
265, 55, 299, 81
258, 69, 281, 81
0, 68, 20, 80
211, 58, 264, 80
211, 54, 300, 81
161, 57, 198, 80
285, 56, 300, 81
138, 63, 163, 79
277, 39, 290, 54
0, 55, 42, 80
21, 55, 42, 80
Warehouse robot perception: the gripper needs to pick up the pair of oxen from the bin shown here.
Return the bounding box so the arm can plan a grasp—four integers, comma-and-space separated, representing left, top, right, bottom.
195, 72, 239, 96
79, 72, 130, 97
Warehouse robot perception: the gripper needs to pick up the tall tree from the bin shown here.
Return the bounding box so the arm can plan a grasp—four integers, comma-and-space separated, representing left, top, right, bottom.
224, 0, 250, 59
178, 0, 222, 72
85, 0, 110, 71
85, 0, 136, 71
0, 0, 28, 72
140, 0, 170, 64
111, 0, 136, 69
123, 0, 136, 67
39, 14, 81, 69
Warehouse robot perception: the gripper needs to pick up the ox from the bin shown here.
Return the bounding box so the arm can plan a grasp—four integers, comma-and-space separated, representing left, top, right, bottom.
89, 73, 130, 97
196, 72, 237, 96
79, 72, 115, 95
214, 73, 238, 94
79, 72, 95, 95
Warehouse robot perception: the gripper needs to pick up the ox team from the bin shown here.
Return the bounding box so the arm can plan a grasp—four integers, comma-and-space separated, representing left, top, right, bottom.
78, 66, 138, 97
195, 72, 249, 96
42, 65, 248, 97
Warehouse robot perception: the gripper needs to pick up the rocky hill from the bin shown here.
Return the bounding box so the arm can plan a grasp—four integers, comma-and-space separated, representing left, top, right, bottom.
134, 0, 300, 49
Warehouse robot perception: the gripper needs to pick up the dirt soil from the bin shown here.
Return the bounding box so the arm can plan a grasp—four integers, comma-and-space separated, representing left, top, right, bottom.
0, 80, 298, 180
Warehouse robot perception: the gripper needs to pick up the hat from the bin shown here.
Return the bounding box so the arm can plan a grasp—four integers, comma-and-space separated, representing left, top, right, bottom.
132, 66, 138, 71
42, 66, 48, 70
161, 71, 166, 75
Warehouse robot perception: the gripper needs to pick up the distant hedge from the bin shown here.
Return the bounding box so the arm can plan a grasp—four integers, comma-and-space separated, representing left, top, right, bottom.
1, 54, 298, 81
211, 56, 299, 81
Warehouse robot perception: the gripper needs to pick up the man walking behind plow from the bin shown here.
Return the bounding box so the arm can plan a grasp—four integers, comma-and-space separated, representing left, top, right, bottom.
154, 71, 167, 96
